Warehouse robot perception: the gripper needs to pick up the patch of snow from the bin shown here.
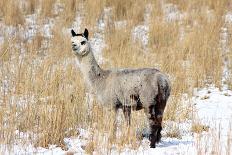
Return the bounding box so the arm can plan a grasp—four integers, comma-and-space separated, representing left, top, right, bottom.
132, 25, 149, 47
53, 3, 64, 16
71, 13, 83, 33
109, 136, 195, 155
162, 3, 183, 22
90, 32, 105, 64
90, 8, 113, 64
41, 19, 55, 38
0, 77, 10, 94
193, 86, 232, 154
220, 27, 229, 52
220, 13, 232, 89
63, 128, 89, 154
114, 20, 127, 29
225, 12, 232, 24
0, 128, 90, 155
23, 14, 38, 40
0, 13, 55, 47
0, 144, 66, 155
131, 4, 152, 50
194, 87, 232, 129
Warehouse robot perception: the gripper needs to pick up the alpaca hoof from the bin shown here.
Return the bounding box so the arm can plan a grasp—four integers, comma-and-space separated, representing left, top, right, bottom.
150, 143, 156, 148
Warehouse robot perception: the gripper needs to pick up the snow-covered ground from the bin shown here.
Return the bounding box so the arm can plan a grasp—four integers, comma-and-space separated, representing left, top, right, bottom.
1, 86, 231, 155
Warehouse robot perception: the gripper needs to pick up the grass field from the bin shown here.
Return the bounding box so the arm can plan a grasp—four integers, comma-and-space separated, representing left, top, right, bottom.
0, 0, 232, 154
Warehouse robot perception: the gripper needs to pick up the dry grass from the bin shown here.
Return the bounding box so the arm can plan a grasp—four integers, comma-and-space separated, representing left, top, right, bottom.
0, 20, 86, 149
191, 122, 209, 133
40, 0, 56, 18
60, 0, 80, 26
82, 0, 106, 28
103, 27, 147, 68
164, 123, 181, 139
0, 0, 232, 154
0, 0, 25, 26
82, 102, 147, 154
195, 123, 232, 155
226, 25, 232, 89
24, 0, 38, 15
105, 0, 146, 24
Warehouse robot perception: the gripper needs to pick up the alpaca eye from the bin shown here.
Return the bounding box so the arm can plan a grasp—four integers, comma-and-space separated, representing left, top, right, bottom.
81, 41, 86, 45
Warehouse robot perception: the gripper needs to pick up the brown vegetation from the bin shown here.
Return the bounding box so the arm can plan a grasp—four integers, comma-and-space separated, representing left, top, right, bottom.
0, 0, 232, 154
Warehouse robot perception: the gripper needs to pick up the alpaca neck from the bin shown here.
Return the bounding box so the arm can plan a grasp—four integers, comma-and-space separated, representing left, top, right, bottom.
77, 50, 103, 88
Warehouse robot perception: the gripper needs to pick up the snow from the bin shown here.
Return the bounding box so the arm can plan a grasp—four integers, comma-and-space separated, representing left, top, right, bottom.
162, 3, 184, 23
63, 128, 89, 154
89, 32, 105, 64
132, 25, 149, 48
114, 20, 127, 29
89, 8, 111, 64
2, 85, 231, 154
132, 4, 152, 50
194, 87, 232, 153
0, 129, 88, 155
220, 14, 231, 89
71, 11, 83, 33
1, 144, 66, 155
194, 87, 232, 123
225, 12, 232, 24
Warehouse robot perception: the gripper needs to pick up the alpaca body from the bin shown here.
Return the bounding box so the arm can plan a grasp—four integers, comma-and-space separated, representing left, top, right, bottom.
71, 29, 171, 148
77, 49, 170, 110
95, 68, 169, 109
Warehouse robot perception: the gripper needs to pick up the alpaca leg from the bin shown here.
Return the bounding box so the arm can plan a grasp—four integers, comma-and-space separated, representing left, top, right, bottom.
154, 109, 164, 143
154, 96, 166, 143
145, 105, 162, 148
123, 105, 131, 126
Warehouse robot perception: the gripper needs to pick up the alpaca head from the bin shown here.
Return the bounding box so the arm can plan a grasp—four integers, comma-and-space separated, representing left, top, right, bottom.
71, 28, 90, 56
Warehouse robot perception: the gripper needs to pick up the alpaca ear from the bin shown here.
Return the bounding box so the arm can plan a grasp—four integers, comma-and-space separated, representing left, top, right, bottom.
83, 28, 89, 40
71, 29, 76, 37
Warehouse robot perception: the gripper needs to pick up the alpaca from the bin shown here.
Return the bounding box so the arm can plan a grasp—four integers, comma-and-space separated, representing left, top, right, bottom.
71, 28, 171, 148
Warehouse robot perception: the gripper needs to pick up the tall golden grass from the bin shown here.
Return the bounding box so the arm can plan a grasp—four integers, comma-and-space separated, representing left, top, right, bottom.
0, 0, 231, 154
0, 0, 25, 26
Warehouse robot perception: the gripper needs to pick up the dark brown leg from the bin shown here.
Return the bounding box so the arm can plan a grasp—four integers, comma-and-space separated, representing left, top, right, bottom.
148, 80, 170, 148
154, 108, 164, 143
154, 94, 167, 143
146, 105, 163, 148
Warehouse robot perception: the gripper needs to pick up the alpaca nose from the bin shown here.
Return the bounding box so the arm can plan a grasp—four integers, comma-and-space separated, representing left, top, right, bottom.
72, 44, 79, 51
72, 44, 78, 49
